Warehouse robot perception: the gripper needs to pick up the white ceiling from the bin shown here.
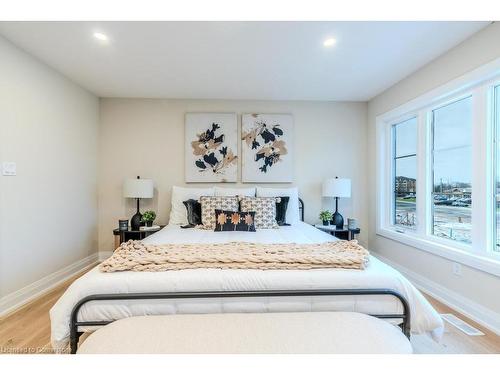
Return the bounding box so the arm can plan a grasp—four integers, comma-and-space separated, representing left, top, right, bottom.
0, 21, 490, 101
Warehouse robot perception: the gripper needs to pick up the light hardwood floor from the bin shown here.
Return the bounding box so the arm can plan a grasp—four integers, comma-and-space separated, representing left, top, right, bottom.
1, 268, 499, 354
0, 268, 95, 354
411, 296, 500, 354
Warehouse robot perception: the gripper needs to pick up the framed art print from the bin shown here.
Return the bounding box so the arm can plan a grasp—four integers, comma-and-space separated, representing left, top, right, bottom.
185, 113, 238, 182
241, 113, 293, 182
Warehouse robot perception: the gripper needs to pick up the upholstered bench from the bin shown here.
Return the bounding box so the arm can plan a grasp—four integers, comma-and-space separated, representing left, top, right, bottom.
77, 311, 413, 354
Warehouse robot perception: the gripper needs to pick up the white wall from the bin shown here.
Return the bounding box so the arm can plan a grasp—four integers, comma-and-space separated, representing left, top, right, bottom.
0, 36, 99, 301
98, 98, 367, 252
367, 22, 500, 325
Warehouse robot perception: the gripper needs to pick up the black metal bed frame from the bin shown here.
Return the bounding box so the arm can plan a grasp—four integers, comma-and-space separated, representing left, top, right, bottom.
299, 197, 304, 221
68, 198, 410, 354
69, 288, 410, 353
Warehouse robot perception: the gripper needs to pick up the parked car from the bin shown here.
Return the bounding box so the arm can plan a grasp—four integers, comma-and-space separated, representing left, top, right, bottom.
434, 198, 453, 205
433, 195, 448, 202
403, 194, 415, 199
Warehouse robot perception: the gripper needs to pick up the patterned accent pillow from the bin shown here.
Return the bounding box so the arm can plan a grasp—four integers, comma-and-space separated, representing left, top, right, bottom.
240, 197, 279, 229
200, 196, 239, 229
214, 209, 256, 232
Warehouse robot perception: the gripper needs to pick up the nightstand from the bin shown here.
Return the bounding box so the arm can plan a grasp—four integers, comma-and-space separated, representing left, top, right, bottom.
113, 225, 165, 249
314, 224, 360, 241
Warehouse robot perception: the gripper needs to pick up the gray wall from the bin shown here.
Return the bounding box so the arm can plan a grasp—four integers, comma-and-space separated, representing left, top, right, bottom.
0, 36, 99, 299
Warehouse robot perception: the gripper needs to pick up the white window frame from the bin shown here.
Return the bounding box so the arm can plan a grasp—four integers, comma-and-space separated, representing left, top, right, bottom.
493, 84, 500, 254
376, 57, 500, 277
391, 116, 418, 230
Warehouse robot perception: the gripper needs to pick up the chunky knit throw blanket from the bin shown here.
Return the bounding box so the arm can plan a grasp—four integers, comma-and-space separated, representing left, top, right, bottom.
99, 240, 370, 272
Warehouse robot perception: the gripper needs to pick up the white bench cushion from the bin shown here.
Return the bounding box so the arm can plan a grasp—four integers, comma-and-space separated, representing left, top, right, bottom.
78, 311, 412, 354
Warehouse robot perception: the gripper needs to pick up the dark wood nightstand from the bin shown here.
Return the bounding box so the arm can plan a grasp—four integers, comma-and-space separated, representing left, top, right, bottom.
113, 225, 165, 249
314, 224, 360, 241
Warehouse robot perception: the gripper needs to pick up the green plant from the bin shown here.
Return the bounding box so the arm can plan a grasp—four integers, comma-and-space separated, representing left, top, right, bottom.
319, 210, 332, 221
141, 210, 156, 223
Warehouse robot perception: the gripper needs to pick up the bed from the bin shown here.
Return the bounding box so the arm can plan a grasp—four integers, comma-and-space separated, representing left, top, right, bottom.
50, 218, 444, 352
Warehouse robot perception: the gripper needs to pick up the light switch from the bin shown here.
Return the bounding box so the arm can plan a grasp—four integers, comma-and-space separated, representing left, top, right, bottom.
2, 162, 16, 176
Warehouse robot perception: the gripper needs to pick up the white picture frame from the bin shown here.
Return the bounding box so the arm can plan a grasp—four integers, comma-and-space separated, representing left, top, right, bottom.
185, 113, 238, 183
241, 113, 294, 182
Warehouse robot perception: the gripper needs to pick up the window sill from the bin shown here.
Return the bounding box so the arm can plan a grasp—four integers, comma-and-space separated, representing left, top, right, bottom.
376, 227, 500, 278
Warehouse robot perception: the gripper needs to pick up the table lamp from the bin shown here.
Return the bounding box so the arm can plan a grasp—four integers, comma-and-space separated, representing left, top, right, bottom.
322, 177, 351, 229
123, 176, 154, 230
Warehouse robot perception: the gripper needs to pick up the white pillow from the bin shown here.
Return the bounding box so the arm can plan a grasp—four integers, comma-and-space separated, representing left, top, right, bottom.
256, 186, 300, 224
170, 186, 215, 225
215, 186, 256, 197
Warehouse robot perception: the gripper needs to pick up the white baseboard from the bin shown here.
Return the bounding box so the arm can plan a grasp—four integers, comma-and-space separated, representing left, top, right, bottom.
99, 251, 113, 261
373, 252, 500, 336
0, 253, 99, 317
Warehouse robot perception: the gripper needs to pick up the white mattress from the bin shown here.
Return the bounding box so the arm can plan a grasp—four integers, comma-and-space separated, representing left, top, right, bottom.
50, 222, 444, 349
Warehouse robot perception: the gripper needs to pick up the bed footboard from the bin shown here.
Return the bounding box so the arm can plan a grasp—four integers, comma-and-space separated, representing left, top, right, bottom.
69, 288, 410, 354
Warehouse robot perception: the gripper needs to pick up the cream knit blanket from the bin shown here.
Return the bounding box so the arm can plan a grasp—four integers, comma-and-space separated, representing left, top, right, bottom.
100, 240, 370, 272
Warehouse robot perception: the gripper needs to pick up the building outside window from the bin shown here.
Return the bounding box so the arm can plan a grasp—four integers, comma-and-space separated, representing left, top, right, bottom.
393, 117, 417, 228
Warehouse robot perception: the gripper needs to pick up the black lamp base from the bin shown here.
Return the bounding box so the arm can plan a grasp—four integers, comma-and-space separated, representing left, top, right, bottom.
329, 196, 344, 229
330, 211, 344, 229
131, 212, 142, 231
130, 197, 143, 230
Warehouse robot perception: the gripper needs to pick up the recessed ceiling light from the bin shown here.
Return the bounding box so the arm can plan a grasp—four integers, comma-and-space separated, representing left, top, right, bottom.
93, 32, 109, 42
323, 38, 337, 47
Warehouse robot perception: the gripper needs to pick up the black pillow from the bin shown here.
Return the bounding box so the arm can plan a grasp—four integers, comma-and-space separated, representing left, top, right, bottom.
276, 196, 290, 226
214, 209, 256, 232
182, 199, 202, 228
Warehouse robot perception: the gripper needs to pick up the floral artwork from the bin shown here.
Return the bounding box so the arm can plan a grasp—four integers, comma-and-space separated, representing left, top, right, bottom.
244, 213, 254, 226
185, 113, 238, 182
241, 114, 293, 182
191, 123, 237, 173
217, 212, 228, 227
230, 212, 241, 229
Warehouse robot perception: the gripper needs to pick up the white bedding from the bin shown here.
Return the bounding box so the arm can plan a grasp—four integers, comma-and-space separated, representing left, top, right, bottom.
50, 222, 444, 349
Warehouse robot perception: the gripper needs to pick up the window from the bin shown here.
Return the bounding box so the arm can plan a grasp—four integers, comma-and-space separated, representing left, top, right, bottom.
376, 58, 500, 276
393, 117, 417, 228
431, 97, 472, 244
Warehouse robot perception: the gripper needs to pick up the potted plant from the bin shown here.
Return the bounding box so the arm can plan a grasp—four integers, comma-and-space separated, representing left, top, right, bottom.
141, 210, 156, 227
319, 211, 332, 226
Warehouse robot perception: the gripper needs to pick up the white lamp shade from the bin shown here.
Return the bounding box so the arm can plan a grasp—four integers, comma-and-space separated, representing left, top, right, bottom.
322, 178, 351, 198
123, 178, 154, 199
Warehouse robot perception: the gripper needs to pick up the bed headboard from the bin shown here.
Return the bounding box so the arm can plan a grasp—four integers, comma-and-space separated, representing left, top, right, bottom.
299, 198, 304, 221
